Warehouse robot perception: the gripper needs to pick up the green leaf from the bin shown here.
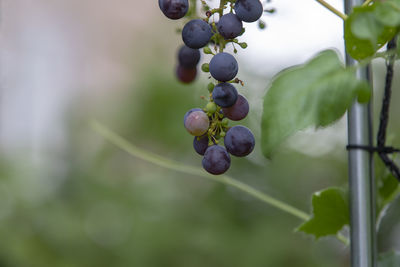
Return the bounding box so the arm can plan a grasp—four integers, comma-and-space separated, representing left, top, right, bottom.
344, 5, 397, 60
377, 173, 400, 211
375, 1, 400, 27
378, 251, 400, 267
297, 188, 349, 239
261, 50, 370, 158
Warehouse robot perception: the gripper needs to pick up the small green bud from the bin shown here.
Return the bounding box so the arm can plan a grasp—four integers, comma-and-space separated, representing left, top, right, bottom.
239, 42, 247, 49
222, 118, 229, 126
258, 20, 266, 29
234, 48, 238, 54
220, 131, 226, 137
205, 102, 217, 113
264, 8, 276, 14
203, 47, 213, 54
207, 82, 215, 92
201, 63, 210, 72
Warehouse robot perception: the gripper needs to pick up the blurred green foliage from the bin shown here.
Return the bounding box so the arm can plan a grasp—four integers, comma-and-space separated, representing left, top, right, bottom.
0, 65, 398, 267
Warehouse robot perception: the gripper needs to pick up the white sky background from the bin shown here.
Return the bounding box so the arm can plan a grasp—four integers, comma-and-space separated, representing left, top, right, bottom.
0, 0, 347, 161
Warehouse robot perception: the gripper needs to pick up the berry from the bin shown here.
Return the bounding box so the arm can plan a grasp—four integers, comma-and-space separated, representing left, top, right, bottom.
234, 0, 263, 23
217, 13, 243, 39
193, 135, 209, 155
183, 108, 202, 125
209, 52, 238, 82
205, 102, 217, 113
182, 19, 213, 49
159, 0, 189, 20
222, 94, 249, 121
212, 83, 238, 108
184, 110, 210, 136
224, 126, 255, 157
176, 65, 197, 83
178, 45, 201, 68
202, 145, 231, 175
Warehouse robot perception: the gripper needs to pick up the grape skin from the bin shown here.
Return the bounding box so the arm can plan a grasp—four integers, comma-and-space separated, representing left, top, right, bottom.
184, 110, 210, 136
176, 65, 197, 83
202, 145, 231, 175
178, 45, 201, 68
234, 0, 263, 23
222, 94, 249, 121
217, 13, 243, 39
212, 83, 238, 108
209, 53, 238, 82
182, 19, 213, 49
158, 0, 189, 20
193, 135, 209, 155
184, 108, 202, 126
224, 126, 255, 157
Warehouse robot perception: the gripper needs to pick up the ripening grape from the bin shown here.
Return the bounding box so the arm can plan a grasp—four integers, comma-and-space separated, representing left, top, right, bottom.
209, 52, 238, 82
217, 13, 243, 39
193, 135, 209, 155
224, 126, 255, 157
184, 108, 202, 125
184, 109, 210, 136
178, 45, 201, 68
202, 145, 231, 175
212, 83, 238, 108
176, 65, 197, 83
182, 19, 213, 49
222, 94, 249, 121
159, 0, 189, 20
234, 0, 263, 23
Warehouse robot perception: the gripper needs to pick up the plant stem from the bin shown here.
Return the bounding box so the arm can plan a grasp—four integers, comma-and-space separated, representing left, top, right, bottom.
337, 233, 350, 246
315, 0, 348, 20
91, 120, 310, 221
91, 120, 350, 246
362, 0, 373, 7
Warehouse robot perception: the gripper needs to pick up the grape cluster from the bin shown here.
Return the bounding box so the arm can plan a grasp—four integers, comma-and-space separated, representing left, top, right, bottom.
159, 0, 264, 175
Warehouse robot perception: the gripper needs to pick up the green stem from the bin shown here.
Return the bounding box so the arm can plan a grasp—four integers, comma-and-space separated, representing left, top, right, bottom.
91, 120, 350, 246
315, 0, 348, 20
91, 120, 310, 221
362, 0, 374, 7
337, 233, 350, 246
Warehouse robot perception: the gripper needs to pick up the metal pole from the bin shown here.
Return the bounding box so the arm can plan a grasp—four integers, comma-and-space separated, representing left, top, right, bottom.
345, 1, 377, 266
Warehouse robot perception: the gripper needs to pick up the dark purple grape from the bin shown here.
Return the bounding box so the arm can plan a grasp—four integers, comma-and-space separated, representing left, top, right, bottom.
193, 135, 209, 155
224, 126, 255, 157
176, 65, 197, 83
217, 13, 243, 39
212, 83, 238, 108
234, 0, 263, 23
184, 110, 209, 136
222, 94, 249, 121
158, 0, 189, 20
178, 45, 201, 68
209, 52, 238, 82
182, 19, 213, 49
202, 145, 231, 175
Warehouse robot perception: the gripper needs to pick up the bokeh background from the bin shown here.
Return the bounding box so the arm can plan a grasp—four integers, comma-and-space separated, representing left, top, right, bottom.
1, 0, 399, 266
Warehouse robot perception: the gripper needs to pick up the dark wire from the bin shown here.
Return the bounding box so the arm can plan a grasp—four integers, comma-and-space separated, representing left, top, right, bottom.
376, 36, 400, 181
347, 36, 400, 182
